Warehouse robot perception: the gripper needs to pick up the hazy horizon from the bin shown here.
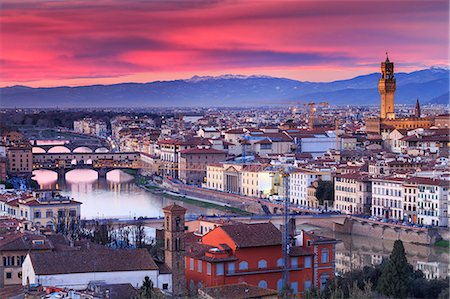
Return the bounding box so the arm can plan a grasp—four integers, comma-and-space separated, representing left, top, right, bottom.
2, 65, 448, 89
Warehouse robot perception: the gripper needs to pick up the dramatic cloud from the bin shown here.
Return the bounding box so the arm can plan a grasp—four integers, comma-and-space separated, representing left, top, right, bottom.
0, 0, 448, 87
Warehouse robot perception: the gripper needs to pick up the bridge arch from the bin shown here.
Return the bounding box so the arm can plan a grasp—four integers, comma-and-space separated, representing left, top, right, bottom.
47, 146, 71, 153
65, 169, 98, 182
73, 146, 93, 153
32, 147, 46, 153
95, 147, 109, 153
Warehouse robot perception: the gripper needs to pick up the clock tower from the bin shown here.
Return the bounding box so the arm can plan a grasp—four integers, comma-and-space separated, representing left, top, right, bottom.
378, 53, 396, 119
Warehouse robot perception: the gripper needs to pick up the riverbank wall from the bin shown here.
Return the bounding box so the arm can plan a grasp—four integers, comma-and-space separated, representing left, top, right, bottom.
146, 176, 441, 245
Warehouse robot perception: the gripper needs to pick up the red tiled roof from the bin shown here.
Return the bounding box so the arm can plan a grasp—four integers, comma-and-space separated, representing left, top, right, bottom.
179, 148, 227, 155
226, 129, 245, 134
30, 248, 158, 275
405, 177, 449, 187
254, 139, 272, 145
163, 203, 187, 212
219, 222, 282, 248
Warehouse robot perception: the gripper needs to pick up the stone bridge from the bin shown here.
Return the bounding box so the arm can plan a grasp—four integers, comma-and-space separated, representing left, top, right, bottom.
33, 152, 141, 176
32, 144, 110, 154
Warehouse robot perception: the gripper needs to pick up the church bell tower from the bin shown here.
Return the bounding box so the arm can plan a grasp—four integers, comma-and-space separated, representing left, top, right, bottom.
163, 203, 187, 298
378, 53, 396, 119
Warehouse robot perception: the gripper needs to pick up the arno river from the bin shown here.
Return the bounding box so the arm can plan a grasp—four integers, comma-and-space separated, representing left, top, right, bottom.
33, 169, 449, 279
32, 169, 223, 219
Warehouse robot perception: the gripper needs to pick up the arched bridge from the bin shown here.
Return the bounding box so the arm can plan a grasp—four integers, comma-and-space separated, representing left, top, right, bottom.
33, 152, 141, 175
32, 145, 110, 154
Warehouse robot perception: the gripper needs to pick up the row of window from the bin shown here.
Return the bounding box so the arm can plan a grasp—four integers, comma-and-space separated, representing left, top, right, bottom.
373, 187, 402, 197
373, 197, 401, 209
187, 256, 317, 275
3, 255, 26, 267
32, 209, 77, 219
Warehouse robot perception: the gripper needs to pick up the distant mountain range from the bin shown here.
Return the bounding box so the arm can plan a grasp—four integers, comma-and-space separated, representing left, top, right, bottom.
0, 68, 448, 108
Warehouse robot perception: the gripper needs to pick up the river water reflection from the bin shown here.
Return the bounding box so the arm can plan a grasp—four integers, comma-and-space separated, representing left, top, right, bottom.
317, 228, 449, 280
32, 169, 223, 219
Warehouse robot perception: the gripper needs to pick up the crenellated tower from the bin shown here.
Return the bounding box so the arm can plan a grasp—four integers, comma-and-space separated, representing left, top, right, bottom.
378, 53, 396, 119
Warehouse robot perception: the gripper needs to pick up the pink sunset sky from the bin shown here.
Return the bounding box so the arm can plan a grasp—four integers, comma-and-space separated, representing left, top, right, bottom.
1, 0, 448, 87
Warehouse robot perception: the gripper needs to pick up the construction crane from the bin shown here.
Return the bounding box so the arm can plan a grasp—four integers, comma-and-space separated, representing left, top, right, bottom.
270, 167, 292, 298
306, 101, 329, 130
335, 116, 339, 151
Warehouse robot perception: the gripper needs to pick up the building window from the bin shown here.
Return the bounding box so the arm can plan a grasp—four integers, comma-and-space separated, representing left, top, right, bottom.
305, 280, 312, 291
277, 258, 284, 267
207, 263, 211, 275
198, 260, 202, 273
228, 262, 235, 274
291, 257, 298, 268
175, 216, 181, 230
291, 282, 298, 294
46, 210, 53, 218
277, 279, 284, 292
321, 248, 329, 263
305, 256, 312, 268
190, 258, 194, 271
320, 273, 330, 290
6, 272, 12, 279
258, 259, 267, 269
239, 261, 248, 270
216, 263, 224, 276
34, 210, 41, 218
162, 283, 168, 290
69, 209, 76, 217
258, 280, 268, 289
175, 238, 180, 251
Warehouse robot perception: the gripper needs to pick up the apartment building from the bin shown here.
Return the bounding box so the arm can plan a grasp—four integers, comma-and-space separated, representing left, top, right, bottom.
333, 173, 372, 214
289, 169, 331, 206
185, 222, 337, 295
371, 177, 405, 220
4, 190, 81, 228
412, 177, 448, 227
158, 138, 209, 179
402, 180, 419, 224
73, 118, 108, 137
6, 146, 32, 175
205, 163, 273, 198
178, 148, 227, 185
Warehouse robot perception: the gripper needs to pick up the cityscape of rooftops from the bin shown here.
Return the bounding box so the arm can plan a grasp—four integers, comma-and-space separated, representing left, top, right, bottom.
0, 1, 449, 299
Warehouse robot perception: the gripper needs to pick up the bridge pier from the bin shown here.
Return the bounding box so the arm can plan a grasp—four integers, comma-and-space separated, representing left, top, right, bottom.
97, 168, 112, 178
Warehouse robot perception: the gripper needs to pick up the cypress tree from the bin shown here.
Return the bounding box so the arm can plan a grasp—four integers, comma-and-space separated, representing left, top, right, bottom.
377, 240, 413, 298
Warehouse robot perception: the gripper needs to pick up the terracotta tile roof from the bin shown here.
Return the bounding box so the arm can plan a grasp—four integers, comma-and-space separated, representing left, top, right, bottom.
305, 232, 339, 244
200, 283, 278, 299
30, 248, 158, 275
155, 261, 172, 274
186, 242, 215, 259
220, 222, 281, 248
163, 203, 187, 212
226, 128, 245, 134
405, 177, 449, 187
179, 148, 227, 155
289, 245, 314, 256
254, 138, 272, 145
0, 232, 53, 251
